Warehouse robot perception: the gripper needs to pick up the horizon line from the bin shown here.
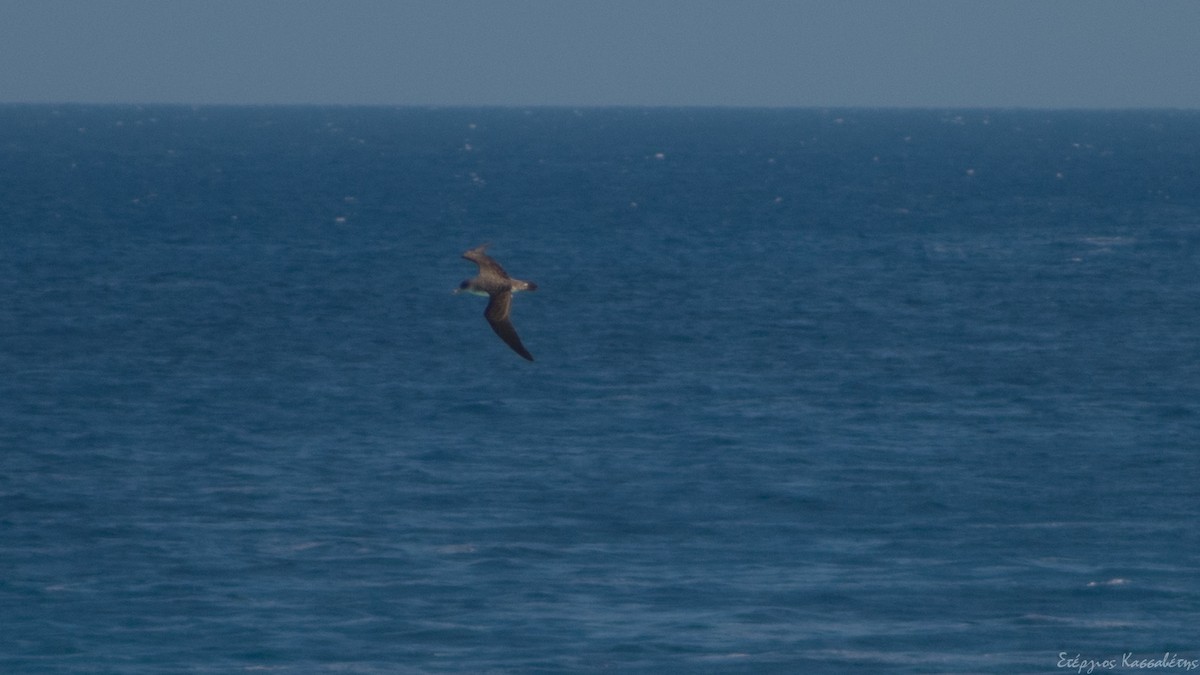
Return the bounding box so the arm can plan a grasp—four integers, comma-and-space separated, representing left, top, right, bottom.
2, 100, 1199, 113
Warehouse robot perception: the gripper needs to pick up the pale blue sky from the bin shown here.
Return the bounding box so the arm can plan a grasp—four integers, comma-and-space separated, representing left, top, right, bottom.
2, 0, 1198, 108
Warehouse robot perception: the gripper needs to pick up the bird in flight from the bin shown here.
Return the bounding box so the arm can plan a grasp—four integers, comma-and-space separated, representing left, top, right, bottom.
455, 244, 538, 361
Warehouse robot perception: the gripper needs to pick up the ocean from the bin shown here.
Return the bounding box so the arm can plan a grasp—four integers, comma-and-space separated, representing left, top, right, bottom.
1, 105, 1198, 673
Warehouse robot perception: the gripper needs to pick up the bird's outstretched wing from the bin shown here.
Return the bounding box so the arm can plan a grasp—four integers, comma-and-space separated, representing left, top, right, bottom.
463, 244, 510, 281
484, 290, 533, 361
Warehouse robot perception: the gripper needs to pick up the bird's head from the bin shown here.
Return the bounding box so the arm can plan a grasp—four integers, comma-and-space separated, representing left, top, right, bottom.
454, 279, 489, 296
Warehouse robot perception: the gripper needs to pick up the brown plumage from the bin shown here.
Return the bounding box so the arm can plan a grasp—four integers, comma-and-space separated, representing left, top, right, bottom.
456, 244, 538, 361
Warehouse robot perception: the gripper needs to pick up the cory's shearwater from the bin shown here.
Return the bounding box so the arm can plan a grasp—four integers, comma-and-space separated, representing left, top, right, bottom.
455, 244, 537, 361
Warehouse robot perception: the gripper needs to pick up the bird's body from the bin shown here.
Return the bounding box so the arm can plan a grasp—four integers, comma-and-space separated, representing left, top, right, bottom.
455, 244, 537, 361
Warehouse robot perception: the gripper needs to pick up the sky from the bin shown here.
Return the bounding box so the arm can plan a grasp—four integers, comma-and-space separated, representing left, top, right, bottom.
2, 1, 1199, 109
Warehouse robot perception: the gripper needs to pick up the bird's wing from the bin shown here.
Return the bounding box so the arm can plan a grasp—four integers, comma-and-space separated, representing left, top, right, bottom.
462, 244, 510, 281
484, 290, 534, 361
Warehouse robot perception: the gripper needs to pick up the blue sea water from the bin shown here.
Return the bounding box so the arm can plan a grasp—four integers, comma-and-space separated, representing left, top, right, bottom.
1, 105, 1199, 673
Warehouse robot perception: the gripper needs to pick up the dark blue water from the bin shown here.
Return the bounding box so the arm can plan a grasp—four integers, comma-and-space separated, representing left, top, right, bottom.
2, 106, 1199, 673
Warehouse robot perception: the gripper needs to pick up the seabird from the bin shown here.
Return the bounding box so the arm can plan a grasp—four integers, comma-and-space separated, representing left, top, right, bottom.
455, 244, 538, 361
